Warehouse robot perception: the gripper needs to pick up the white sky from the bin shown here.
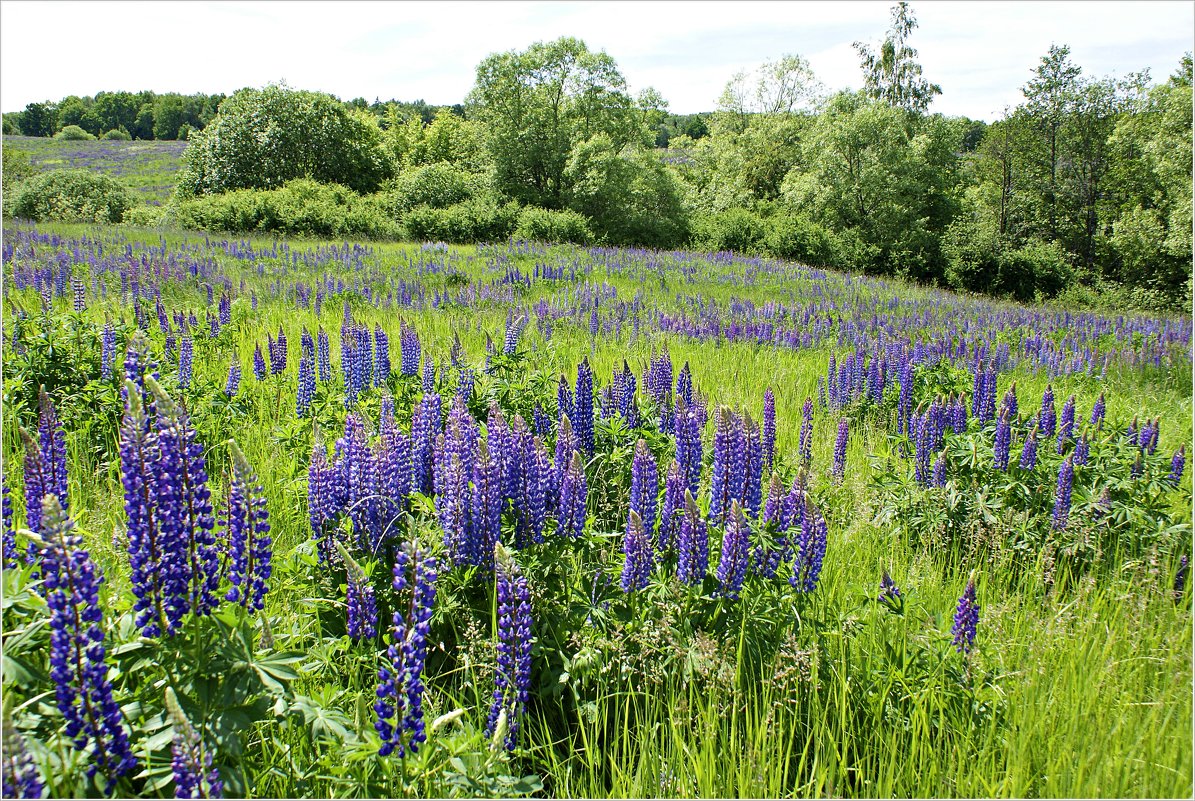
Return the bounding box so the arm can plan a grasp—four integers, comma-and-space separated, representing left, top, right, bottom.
2, 1, 1192, 120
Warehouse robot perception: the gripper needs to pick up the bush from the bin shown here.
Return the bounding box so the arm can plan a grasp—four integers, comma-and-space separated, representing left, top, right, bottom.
402, 198, 519, 244
176, 85, 393, 197
55, 125, 96, 141
101, 128, 131, 141
514, 207, 594, 245
690, 208, 768, 254
999, 240, 1071, 301
380, 162, 483, 217
173, 179, 398, 239
122, 205, 166, 228
11, 169, 131, 223
764, 213, 838, 266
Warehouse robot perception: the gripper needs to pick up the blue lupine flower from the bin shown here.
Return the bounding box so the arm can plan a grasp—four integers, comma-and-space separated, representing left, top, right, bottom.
252, 345, 266, 381
556, 451, 587, 540
2, 480, 18, 569
374, 326, 391, 387
101, 323, 117, 381
831, 418, 849, 482
574, 359, 595, 456
178, 337, 194, 390
224, 362, 241, 397
1074, 435, 1090, 466
222, 442, 272, 612
317, 328, 331, 383
1052, 455, 1074, 530
346, 559, 378, 642
22, 391, 69, 537
502, 314, 528, 355
1090, 392, 1105, 429
708, 407, 735, 528
39, 496, 138, 790
742, 413, 763, 519
165, 687, 222, 799
762, 388, 776, 476
715, 500, 750, 600
878, 570, 901, 607
620, 509, 653, 593
798, 397, 814, 466
269, 326, 287, 375
628, 440, 659, 543
296, 353, 315, 418
471, 441, 502, 571
486, 549, 533, 751
790, 503, 827, 593
932, 452, 947, 487
2, 717, 44, 799
951, 579, 980, 655
658, 460, 686, 553
376, 544, 438, 758
1038, 385, 1056, 439
1019, 426, 1039, 470
1169, 445, 1186, 487
400, 322, 421, 377
1056, 394, 1076, 453
677, 491, 708, 586
993, 411, 1011, 471
674, 399, 703, 498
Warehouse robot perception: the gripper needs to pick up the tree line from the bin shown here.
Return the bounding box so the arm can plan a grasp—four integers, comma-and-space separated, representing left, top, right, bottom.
6, 3, 1191, 309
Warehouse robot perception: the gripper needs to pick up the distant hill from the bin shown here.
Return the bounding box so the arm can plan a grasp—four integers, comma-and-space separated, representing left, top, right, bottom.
3, 136, 187, 206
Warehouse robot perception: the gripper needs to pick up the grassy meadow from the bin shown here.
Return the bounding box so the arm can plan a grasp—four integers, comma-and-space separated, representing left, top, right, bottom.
1, 219, 1191, 799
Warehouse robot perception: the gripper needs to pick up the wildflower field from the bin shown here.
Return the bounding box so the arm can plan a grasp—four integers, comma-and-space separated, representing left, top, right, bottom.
1, 221, 1191, 799
3, 137, 188, 207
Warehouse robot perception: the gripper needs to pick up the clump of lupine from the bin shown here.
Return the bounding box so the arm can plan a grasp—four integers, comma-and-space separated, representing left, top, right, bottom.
20, 389, 69, 536
376, 543, 438, 758
486, 547, 533, 751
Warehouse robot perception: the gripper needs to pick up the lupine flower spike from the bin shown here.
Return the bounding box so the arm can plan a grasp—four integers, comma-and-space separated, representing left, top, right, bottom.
486, 545, 533, 751
951, 576, 980, 655
165, 687, 222, 799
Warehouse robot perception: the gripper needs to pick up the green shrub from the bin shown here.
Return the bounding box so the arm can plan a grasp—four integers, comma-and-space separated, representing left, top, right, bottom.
11, 169, 131, 223
173, 179, 398, 239
380, 162, 482, 217
122, 205, 166, 227
764, 213, 838, 266
176, 85, 393, 197
100, 128, 131, 141
690, 208, 768, 254
54, 125, 96, 141
999, 239, 1071, 301
402, 198, 519, 243
514, 206, 594, 244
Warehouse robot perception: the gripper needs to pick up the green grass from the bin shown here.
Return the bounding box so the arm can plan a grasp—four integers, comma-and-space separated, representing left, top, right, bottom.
2, 221, 1191, 798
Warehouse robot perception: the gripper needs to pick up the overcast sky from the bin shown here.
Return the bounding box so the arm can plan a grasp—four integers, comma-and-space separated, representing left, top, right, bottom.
2, 1, 1192, 120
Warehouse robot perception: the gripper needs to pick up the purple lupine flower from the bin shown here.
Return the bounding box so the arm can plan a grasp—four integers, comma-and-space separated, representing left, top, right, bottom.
790, 504, 827, 593
435, 437, 472, 566
629, 440, 659, 543
715, 500, 750, 601
932, 452, 947, 487
1144, 418, 1160, 455
422, 357, 436, 393
951, 578, 979, 655
674, 400, 703, 498
620, 509, 653, 593
557, 376, 574, 428
574, 359, 595, 456
878, 570, 901, 607
588, 307, 599, 338
296, 352, 315, 418
677, 491, 709, 586
178, 337, 194, 390
221, 442, 272, 612
1125, 415, 1140, 446
1090, 393, 1106, 429
374, 326, 391, 387
471, 442, 501, 571
346, 558, 379, 642
486, 549, 533, 750
1038, 385, 1056, 439
999, 382, 1018, 422
1056, 395, 1075, 453
410, 391, 442, 495
22, 392, 69, 536
38, 496, 138, 789
1074, 435, 1090, 466
316, 328, 332, 384
148, 379, 220, 623
224, 362, 241, 397
676, 362, 694, 409
101, 323, 117, 381
762, 388, 776, 476
1019, 426, 1039, 470
556, 451, 587, 540
378, 404, 413, 533
658, 460, 686, 552
708, 407, 735, 529
252, 345, 266, 381
1169, 445, 1186, 487
376, 544, 437, 758
307, 444, 339, 565
165, 687, 222, 799
831, 418, 849, 482
798, 397, 814, 466
2, 717, 44, 799
502, 314, 528, 355
515, 435, 551, 548
993, 411, 1011, 471
1052, 455, 1074, 530
269, 326, 287, 375
741, 413, 763, 519
2, 480, 18, 569
400, 322, 420, 377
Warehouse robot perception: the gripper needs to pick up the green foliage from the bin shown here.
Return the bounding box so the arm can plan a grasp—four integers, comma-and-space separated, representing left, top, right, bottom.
100, 128, 131, 141
386, 109, 488, 172
468, 37, 646, 208
564, 134, 690, 248
54, 124, 96, 141
11, 168, 131, 223
380, 162, 485, 217
176, 85, 393, 197
763, 212, 839, 266
20, 102, 56, 137
402, 197, 519, 243
2, 147, 35, 195
173, 179, 398, 239
691, 207, 768, 254
514, 206, 594, 245
853, 2, 942, 113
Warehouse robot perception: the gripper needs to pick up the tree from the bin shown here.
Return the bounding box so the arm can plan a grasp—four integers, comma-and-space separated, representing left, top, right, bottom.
19, 102, 56, 137
152, 95, 188, 140
175, 84, 393, 197
853, 2, 941, 113
467, 37, 643, 208
714, 54, 820, 135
